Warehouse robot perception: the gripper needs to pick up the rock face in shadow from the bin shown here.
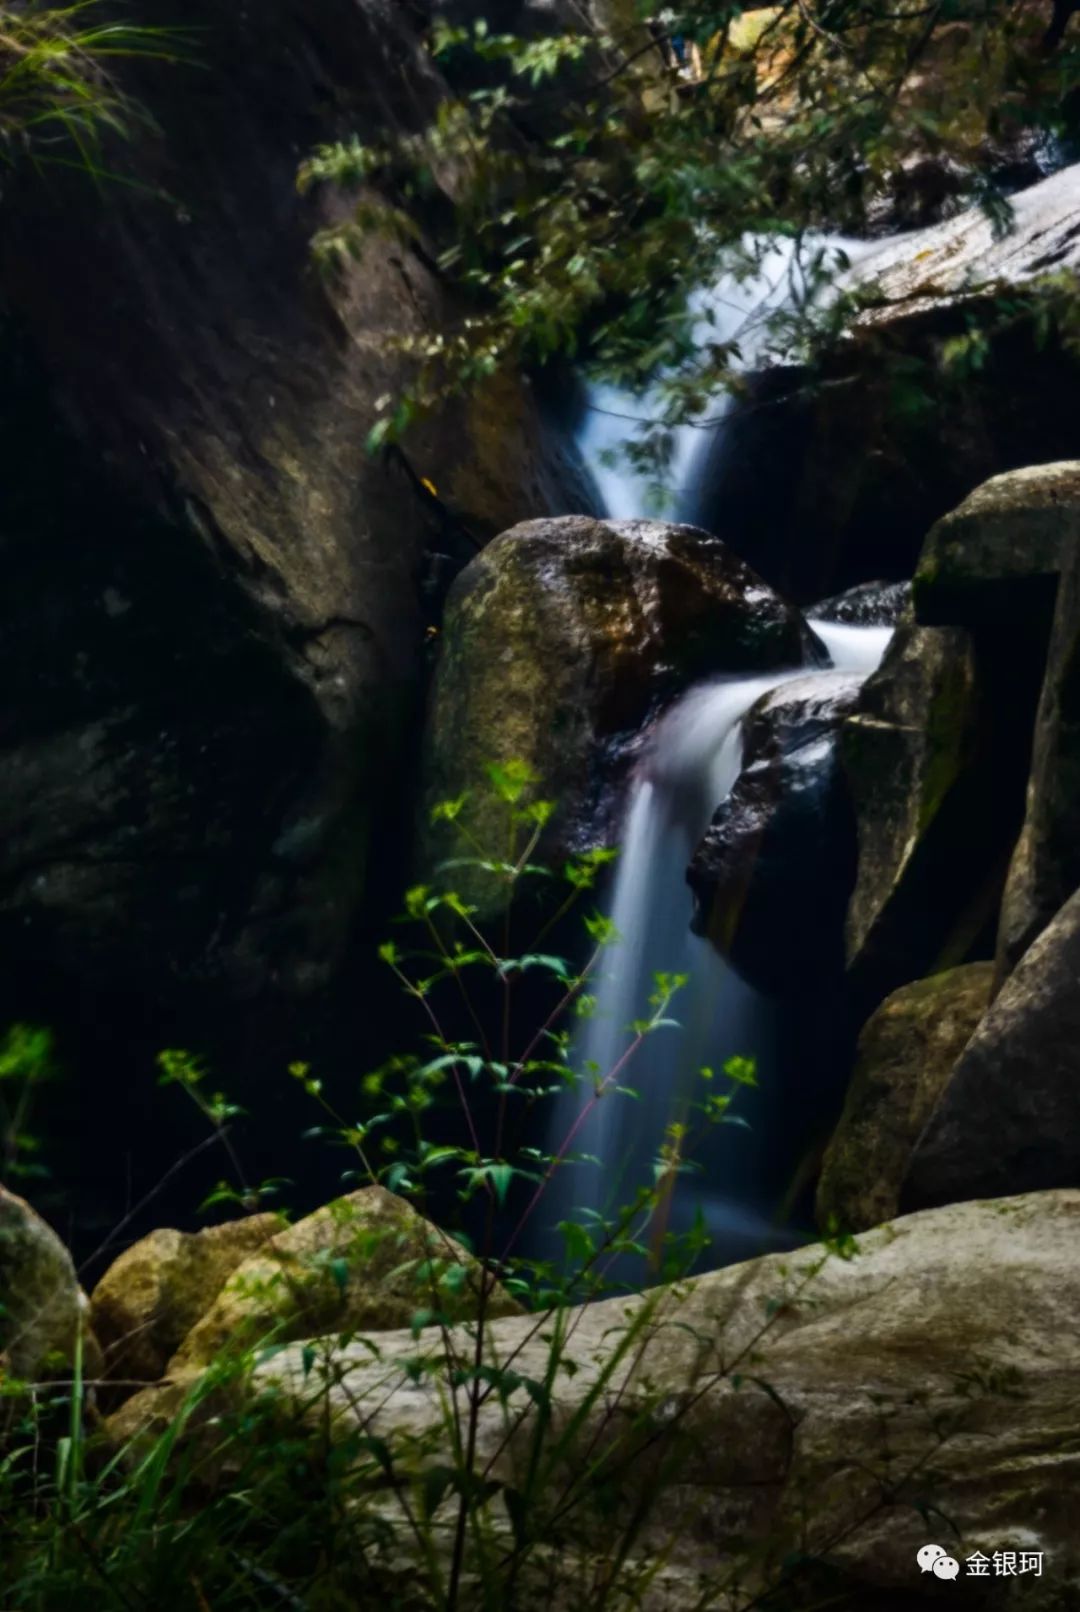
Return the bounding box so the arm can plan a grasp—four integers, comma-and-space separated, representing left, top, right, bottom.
840, 614, 989, 996
0, 1, 587, 1020
817, 962, 993, 1234
423, 517, 814, 908
688, 672, 862, 996
997, 530, 1080, 980
904, 889, 1080, 1211
692, 165, 1080, 601
841, 585, 1052, 1006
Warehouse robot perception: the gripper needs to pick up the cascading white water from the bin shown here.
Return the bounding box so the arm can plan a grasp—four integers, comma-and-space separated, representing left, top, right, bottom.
574, 234, 889, 523
547, 239, 898, 1267
549, 625, 890, 1265
810, 619, 894, 677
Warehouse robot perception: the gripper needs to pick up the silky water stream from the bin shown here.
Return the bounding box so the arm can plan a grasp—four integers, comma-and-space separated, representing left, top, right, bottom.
545, 243, 895, 1269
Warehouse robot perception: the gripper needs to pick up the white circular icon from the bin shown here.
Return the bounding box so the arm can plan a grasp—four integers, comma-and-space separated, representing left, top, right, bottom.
934, 1556, 961, 1581
917, 1545, 948, 1572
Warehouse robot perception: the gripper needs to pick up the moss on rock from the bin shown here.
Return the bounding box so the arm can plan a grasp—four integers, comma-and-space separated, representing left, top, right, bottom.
90, 1214, 281, 1385
817, 961, 993, 1232
914, 461, 1080, 627
422, 515, 813, 913
0, 1186, 99, 1383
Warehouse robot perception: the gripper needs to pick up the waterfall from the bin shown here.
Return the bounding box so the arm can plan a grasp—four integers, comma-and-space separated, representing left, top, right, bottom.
547, 240, 897, 1270
573, 233, 888, 523
549, 626, 889, 1267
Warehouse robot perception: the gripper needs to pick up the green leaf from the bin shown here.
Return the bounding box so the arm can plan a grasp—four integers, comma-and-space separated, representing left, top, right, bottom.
422, 1465, 459, 1517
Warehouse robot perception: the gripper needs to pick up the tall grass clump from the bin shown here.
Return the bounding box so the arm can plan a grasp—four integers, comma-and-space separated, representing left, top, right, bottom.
0, 1, 173, 179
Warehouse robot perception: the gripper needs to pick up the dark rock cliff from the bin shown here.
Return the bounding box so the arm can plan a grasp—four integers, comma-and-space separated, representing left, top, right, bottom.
0, 0, 585, 1016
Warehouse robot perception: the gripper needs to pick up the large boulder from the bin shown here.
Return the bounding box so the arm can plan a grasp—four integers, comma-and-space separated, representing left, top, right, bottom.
90, 1214, 280, 1385
0, 0, 585, 1022
692, 164, 1080, 600
0, 1187, 99, 1382
817, 962, 993, 1233
841, 613, 986, 996
913, 461, 1080, 627
997, 531, 1080, 977
840, 463, 1071, 1005
841, 605, 1054, 1008
422, 516, 814, 897
904, 888, 1080, 1211
250, 1191, 1080, 1608
855, 159, 1080, 305
688, 671, 863, 995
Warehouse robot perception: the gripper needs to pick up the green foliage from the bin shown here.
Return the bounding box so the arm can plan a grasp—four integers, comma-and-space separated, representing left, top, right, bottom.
0, 765, 800, 1609
301, 0, 1080, 481
0, 766, 1034, 1609
0, 2, 175, 182
0, 1023, 55, 1184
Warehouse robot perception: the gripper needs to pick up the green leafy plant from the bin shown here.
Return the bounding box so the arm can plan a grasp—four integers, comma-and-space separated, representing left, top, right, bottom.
300, 0, 1080, 483
0, 1023, 55, 1185
0, 766, 779, 1606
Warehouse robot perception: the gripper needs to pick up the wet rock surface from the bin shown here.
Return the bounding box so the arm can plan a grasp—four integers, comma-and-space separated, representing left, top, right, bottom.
423, 516, 814, 908
809, 580, 911, 626
689, 672, 863, 996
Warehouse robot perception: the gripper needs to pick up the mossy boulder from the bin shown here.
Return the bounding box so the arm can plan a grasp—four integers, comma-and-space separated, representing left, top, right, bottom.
905, 887, 1080, 1211
106, 1187, 518, 1445
817, 962, 993, 1233
423, 516, 814, 909
914, 462, 1080, 627
172, 1187, 518, 1372
841, 479, 1052, 1011
0, 1186, 99, 1383
90, 1214, 280, 1385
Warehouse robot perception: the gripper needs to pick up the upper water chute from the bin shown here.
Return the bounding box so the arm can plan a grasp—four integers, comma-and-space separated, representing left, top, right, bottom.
574, 232, 886, 525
